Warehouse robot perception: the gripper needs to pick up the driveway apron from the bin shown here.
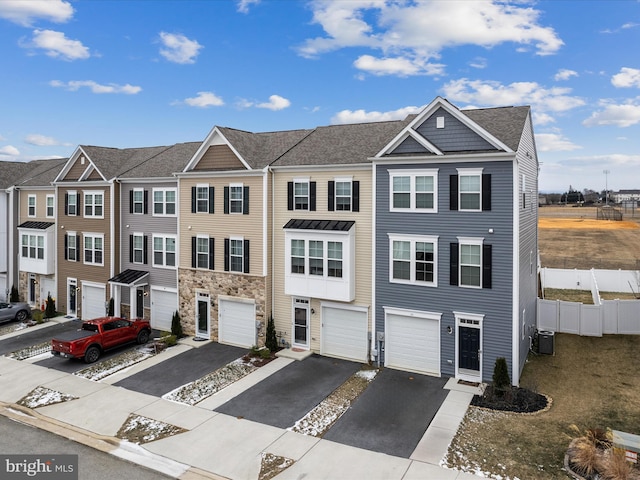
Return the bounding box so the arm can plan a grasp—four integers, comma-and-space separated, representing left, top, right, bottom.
0, 320, 82, 356
113, 341, 248, 396
323, 368, 448, 458
214, 354, 360, 428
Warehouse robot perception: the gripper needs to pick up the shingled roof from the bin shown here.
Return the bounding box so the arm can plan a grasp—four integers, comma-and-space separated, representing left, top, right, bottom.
120, 142, 201, 178
463, 105, 530, 152
0, 161, 33, 189
79, 145, 170, 180
15, 158, 68, 187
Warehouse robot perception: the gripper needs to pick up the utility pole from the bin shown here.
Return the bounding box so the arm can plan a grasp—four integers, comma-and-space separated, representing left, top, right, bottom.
603, 169, 610, 205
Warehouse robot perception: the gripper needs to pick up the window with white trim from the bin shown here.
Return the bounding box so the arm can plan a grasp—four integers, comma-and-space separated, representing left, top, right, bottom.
389, 234, 437, 285
458, 169, 482, 211
460, 240, 482, 288
84, 234, 104, 265
327, 241, 343, 278
294, 180, 309, 210
84, 192, 104, 218
132, 234, 144, 264
196, 186, 209, 213
390, 169, 438, 212
153, 188, 176, 216
132, 189, 144, 214
66, 232, 77, 261
289, 238, 345, 279
27, 195, 36, 217
335, 180, 351, 211
229, 238, 244, 272
196, 236, 209, 269
21, 234, 44, 260
67, 191, 77, 216
291, 239, 305, 274
153, 235, 176, 267
229, 184, 243, 214
46, 195, 55, 218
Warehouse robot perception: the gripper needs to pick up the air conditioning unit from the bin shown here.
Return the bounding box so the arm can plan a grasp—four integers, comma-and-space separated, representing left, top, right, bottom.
538, 330, 555, 355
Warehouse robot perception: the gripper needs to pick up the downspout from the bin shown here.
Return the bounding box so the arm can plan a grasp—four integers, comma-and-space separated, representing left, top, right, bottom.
371, 162, 378, 365
110, 180, 116, 304
7, 186, 17, 299
512, 158, 520, 386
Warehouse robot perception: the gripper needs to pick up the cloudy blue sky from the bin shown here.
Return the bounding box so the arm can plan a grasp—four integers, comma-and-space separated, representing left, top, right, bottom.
1, 0, 639, 193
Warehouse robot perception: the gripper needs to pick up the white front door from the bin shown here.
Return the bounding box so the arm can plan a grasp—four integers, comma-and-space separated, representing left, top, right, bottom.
292, 298, 310, 349
195, 291, 210, 339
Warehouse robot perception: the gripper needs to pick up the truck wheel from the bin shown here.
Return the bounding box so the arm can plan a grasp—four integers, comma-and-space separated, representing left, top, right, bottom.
137, 330, 150, 344
84, 346, 101, 364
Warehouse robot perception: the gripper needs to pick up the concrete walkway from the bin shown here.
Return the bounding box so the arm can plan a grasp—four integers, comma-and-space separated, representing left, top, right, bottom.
0, 341, 482, 480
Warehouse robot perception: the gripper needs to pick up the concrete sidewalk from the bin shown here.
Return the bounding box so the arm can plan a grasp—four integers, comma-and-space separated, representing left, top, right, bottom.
0, 353, 481, 480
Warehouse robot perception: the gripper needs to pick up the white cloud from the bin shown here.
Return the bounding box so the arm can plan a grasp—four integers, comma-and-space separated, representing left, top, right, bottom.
50, 80, 142, 94
237, 0, 260, 14
560, 153, 640, 167
159, 32, 203, 64
353, 55, 444, 77
469, 57, 488, 69
331, 105, 423, 125
441, 78, 585, 117
0, 145, 20, 156
554, 69, 578, 81
238, 95, 291, 110
532, 112, 556, 126
23, 29, 90, 61
25, 134, 69, 146
611, 67, 640, 88
535, 133, 581, 152
583, 99, 640, 128
298, 1, 562, 76
180, 91, 224, 108
0, 0, 73, 26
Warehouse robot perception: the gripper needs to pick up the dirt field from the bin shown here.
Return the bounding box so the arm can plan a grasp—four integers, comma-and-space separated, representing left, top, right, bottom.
538, 206, 640, 270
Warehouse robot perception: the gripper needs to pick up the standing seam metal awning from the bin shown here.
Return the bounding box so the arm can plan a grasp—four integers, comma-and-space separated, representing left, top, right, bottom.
108, 269, 149, 286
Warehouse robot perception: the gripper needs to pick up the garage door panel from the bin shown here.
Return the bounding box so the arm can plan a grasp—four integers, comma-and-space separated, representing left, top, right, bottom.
151, 289, 176, 332
219, 299, 255, 348
321, 306, 368, 362
386, 313, 440, 376
82, 284, 106, 320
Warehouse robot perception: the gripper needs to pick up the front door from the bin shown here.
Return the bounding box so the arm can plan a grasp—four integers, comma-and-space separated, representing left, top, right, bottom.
459, 326, 480, 372
196, 292, 210, 339
293, 298, 309, 349
29, 275, 36, 306
67, 279, 77, 316
136, 289, 144, 318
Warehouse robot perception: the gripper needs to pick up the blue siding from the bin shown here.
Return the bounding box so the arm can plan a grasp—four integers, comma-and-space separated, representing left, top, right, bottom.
375, 160, 514, 382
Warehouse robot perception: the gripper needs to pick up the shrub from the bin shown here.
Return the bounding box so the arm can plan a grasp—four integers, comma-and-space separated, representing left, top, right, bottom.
160, 334, 177, 347
107, 297, 114, 316
10, 286, 19, 303
265, 315, 278, 352
492, 357, 511, 393
171, 311, 184, 338
32, 310, 44, 324
44, 294, 56, 319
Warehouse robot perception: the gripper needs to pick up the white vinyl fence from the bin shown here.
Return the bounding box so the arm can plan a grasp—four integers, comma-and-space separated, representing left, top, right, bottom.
538, 267, 640, 336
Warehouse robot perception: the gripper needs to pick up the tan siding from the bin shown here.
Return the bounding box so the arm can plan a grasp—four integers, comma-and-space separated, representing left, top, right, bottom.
271, 168, 373, 354
19, 189, 54, 222
87, 169, 102, 180
61, 158, 87, 181
194, 145, 245, 171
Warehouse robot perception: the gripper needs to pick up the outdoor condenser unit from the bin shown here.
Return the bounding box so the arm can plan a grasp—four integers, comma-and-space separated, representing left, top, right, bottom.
538, 330, 555, 355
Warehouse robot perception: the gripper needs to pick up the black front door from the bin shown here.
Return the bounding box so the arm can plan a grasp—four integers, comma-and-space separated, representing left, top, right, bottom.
459, 326, 480, 371
136, 289, 144, 318
69, 285, 76, 313
197, 298, 208, 336
29, 278, 36, 304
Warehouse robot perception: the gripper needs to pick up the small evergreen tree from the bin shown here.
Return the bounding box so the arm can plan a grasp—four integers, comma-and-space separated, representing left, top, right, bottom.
107, 297, 114, 316
10, 285, 19, 302
265, 315, 278, 352
44, 293, 56, 319
171, 311, 184, 338
493, 357, 511, 394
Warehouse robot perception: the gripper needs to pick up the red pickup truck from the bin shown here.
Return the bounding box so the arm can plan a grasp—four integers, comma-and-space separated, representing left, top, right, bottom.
51, 317, 152, 363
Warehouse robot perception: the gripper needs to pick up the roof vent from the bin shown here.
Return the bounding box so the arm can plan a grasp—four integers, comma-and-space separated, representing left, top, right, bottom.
436, 116, 445, 129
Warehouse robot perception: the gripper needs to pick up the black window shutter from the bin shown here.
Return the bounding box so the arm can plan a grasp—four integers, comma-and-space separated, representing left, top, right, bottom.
243, 239, 250, 273
143, 235, 148, 264
482, 174, 491, 211
328, 181, 335, 211
64, 193, 69, 215
76, 234, 81, 262
209, 238, 215, 270
287, 182, 293, 210
224, 238, 230, 271
191, 187, 196, 213
143, 190, 149, 214
243, 186, 249, 214
483, 244, 492, 289
450, 242, 459, 286
129, 235, 133, 263
310, 181, 316, 211
191, 237, 197, 268
64, 234, 68, 260
129, 190, 133, 214
450, 175, 458, 211
352, 181, 360, 212
223, 187, 229, 214
209, 186, 215, 214
76, 193, 81, 212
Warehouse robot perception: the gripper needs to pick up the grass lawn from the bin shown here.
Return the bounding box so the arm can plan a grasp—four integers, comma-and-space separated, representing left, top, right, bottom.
543, 288, 593, 304
444, 334, 640, 479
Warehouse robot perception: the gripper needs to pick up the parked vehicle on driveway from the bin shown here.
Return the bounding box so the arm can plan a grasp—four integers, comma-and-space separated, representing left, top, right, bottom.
0, 301, 31, 324
51, 317, 151, 363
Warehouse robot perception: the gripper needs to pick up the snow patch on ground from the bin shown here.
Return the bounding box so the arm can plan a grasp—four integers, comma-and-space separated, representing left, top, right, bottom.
0, 322, 29, 337
6, 341, 51, 360
74, 350, 153, 381
259, 452, 295, 480
116, 413, 187, 444
17, 386, 78, 408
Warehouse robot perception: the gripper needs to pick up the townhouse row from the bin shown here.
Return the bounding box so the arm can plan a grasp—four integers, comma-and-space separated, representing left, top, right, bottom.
0, 97, 539, 385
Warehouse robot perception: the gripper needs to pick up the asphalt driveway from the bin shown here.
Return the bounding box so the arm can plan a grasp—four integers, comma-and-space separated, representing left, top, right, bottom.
114, 341, 248, 397
0, 320, 82, 356
323, 367, 448, 458
214, 354, 360, 428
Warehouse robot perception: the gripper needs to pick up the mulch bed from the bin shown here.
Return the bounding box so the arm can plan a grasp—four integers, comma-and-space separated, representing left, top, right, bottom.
471, 385, 548, 413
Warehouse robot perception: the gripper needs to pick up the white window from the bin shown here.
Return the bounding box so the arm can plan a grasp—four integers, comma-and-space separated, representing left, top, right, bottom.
229, 237, 244, 272
459, 238, 483, 288
458, 168, 482, 212
291, 239, 305, 274
309, 241, 323, 276
196, 185, 209, 213
132, 189, 144, 214
153, 188, 176, 216
67, 191, 77, 216
294, 180, 309, 210
46, 195, 55, 218
27, 195, 36, 217
390, 169, 438, 212
327, 241, 343, 278
84, 234, 104, 266
289, 239, 344, 280
21, 234, 44, 260
84, 192, 104, 218
196, 236, 209, 269
389, 234, 438, 286
153, 235, 176, 267
335, 180, 352, 211
229, 184, 243, 214
67, 233, 77, 261
132, 234, 144, 264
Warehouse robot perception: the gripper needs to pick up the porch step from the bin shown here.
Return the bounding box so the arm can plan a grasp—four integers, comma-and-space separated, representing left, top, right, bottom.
275, 348, 313, 361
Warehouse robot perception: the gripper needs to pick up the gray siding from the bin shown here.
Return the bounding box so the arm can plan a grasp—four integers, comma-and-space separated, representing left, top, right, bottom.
413, 107, 498, 153
375, 160, 514, 382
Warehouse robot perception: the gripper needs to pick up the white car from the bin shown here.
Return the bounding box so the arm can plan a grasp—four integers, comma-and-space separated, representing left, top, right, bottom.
0, 302, 31, 324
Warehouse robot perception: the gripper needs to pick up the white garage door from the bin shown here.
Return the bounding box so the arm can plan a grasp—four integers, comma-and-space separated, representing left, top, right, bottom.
321, 306, 368, 362
41, 277, 55, 302
218, 299, 255, 348
151, 288, 177, 332
82, 284, 106, 320
385, 313, 440, 376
